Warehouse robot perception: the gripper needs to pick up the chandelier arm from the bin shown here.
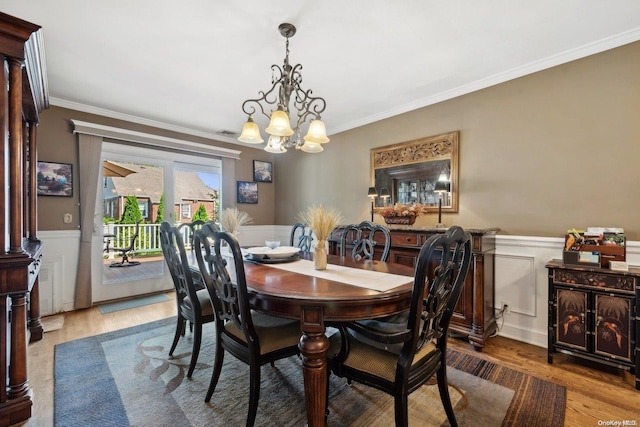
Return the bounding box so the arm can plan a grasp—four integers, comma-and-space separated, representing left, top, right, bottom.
241, 66, 287, 122
291, 86, 327, 130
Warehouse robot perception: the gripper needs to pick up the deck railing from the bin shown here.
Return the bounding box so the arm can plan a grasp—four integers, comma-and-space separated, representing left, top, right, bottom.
103, 223, 161, 256
103, 222, 204, 256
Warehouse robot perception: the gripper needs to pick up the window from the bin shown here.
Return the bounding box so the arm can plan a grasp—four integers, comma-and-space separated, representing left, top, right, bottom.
138, 201, 148, 218
181, 203, 191, 219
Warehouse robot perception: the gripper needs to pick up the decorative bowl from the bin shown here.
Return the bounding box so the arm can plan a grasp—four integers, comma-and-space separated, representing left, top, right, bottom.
265, 240, 281, 249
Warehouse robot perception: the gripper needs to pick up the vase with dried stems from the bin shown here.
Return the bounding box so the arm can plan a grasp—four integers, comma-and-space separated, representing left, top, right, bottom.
219, 207, 253, 238
298, 205, 343, 270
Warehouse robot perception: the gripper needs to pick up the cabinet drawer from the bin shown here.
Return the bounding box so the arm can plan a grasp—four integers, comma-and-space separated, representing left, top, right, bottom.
552, 269, 635, 293
390, 232, 420, 247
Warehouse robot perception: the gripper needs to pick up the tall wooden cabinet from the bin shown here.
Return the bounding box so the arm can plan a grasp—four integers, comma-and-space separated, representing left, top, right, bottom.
329, 226, 499, 350
0, 12, 48, 426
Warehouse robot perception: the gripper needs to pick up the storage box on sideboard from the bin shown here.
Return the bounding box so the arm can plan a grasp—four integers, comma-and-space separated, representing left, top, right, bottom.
563, 231, 626, 268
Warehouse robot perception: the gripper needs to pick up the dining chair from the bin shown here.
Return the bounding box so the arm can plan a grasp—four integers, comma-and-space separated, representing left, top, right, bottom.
290, 222, 314, 252
109, 220, 142, 267
177, 219, 206, 249
339, 220, 391, 261
328, 225, 472, 427
193, 224, 301, 427
159, 221, 215, 378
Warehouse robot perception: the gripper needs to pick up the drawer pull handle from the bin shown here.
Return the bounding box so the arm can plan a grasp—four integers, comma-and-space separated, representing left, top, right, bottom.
406, 237, 411, 241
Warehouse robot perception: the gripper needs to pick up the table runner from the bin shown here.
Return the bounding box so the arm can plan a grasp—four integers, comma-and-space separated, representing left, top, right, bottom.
261, 259, 413, 292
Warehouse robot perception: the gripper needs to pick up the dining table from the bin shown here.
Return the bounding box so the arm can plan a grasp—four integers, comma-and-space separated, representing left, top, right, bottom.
193, 250, 415, 427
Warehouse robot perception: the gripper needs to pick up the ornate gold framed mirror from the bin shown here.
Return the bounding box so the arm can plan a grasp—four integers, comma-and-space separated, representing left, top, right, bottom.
371, 131, 458, 213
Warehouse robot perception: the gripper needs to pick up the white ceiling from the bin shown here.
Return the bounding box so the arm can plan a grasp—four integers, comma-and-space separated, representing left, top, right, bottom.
2, 1, 640, 146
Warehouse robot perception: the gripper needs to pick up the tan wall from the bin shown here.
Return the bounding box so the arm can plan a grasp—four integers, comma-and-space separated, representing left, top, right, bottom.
35, 106, 276, 230
275, 41, 640, 240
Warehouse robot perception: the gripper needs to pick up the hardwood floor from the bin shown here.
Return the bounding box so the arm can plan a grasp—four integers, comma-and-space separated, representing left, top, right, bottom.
26, 293, 638, 426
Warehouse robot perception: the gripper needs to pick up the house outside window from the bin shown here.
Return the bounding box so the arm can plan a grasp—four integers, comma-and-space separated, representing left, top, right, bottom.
138, 201, 148, 218
181, 203, 191, 219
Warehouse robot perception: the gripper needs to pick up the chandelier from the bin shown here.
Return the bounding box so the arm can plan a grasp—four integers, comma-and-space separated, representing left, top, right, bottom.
237, 23, 329, 154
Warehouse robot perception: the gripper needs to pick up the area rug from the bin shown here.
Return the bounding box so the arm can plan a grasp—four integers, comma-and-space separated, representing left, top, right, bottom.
97, 293, 171, 314
54, 317, 565, 426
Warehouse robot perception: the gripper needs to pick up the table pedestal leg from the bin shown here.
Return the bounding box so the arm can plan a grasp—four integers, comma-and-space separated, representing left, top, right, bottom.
299, 307, 328, 427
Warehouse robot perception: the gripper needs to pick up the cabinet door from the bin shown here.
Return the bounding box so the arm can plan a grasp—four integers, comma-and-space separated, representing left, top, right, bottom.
389, 248, 418, 267
594, 293, 634, 362
555, 288, 589, 351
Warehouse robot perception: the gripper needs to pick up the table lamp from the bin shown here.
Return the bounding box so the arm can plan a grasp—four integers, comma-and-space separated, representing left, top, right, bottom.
434, 172, 450, 228
380, 187, 390, 206
367, 187, 378, 221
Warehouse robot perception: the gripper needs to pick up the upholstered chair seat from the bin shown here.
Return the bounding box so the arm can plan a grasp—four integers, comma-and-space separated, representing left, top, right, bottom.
182, 289, 215, 316
224, 312, 301, 355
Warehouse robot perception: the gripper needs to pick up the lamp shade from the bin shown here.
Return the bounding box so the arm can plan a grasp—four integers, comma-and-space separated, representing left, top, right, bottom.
300, 140, 324, 153
368, 187, 378, 198
303, 119, 330, 143
264, 135, 287, 153
237, 117, 264, 143
380, 187, 390, 198
265, 109, 294, 136
434, 180, 449, 193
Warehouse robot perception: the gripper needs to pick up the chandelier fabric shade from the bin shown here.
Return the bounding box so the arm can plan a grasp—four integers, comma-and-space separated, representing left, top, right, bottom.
238, 23, 329, 154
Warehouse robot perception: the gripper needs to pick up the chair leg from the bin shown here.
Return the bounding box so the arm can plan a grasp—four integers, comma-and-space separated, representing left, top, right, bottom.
246, 364, 261, 427
437, 366, 458, 427
205, 340, 225, 402
187, 322, 202, 378
169, 316, 185, 356
394, 392, 409, 427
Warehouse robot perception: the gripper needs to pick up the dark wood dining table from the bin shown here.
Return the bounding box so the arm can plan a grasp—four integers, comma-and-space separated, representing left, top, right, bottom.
194, 252, 415, 427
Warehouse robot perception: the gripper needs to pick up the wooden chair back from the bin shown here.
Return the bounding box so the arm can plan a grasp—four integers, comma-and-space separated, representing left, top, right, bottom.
339, 220, 391, 261
290, 222, 314, 252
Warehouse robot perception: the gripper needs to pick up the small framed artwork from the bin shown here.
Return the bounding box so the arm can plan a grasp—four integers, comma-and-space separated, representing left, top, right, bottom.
237, 181, 258, 204
253, 160, 273, 183
37, 161, 73, 197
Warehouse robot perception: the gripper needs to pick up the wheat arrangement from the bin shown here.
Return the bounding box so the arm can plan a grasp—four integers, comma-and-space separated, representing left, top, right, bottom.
220, 207, 253, 234
298, 205, 343, 241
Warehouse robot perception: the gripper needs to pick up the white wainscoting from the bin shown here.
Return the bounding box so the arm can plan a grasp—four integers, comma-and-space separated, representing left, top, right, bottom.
37, 226, 639, 351
38, 230, 81, 315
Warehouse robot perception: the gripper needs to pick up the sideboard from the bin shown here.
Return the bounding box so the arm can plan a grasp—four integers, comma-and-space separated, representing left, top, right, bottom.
329, 226, 499, 350
546, 260, 639, 390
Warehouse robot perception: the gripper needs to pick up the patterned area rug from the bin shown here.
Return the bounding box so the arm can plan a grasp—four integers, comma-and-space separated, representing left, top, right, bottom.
97, 293, 171, 314
54, 317, 565, 426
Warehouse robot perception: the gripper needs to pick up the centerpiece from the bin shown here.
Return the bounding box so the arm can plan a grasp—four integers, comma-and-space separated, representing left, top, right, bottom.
378, 203, 421, 226
298, 204, 343, 270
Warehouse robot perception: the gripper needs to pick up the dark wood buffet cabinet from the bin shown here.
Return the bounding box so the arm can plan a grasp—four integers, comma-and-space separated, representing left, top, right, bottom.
546, 260, 640, 390
0, 12, 49, 426
329, 226, 499, 350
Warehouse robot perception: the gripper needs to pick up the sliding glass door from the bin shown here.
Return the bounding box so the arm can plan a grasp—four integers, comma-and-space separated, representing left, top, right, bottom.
94, 142, 221, 303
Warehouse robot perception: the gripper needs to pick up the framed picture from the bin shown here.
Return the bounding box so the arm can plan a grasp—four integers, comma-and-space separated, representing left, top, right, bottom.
253, 160, 273, 183
37, 161, 73, 197
237, 181, 258, 204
